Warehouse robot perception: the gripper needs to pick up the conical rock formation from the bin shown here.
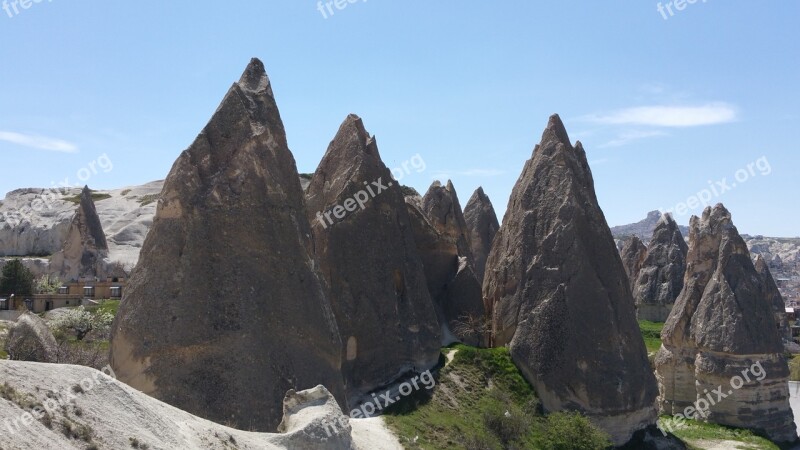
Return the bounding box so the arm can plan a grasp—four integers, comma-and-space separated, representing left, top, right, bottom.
406, 182, 485, 346
632, 214, 688, 322
482, 115, 658, 445
621, 235, 648, 294
305, 114, 441, 401
655, 204, 797, 443
50, 186, 109, 280
109, 59, 346, 432
755, 255, 790, 341
463, 187, 500, 283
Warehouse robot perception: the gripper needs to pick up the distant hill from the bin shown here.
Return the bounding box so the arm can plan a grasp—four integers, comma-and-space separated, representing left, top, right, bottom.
611, 210, 689, 243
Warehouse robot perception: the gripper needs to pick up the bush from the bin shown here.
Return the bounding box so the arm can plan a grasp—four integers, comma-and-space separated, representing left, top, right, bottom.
533, 412, 612, 450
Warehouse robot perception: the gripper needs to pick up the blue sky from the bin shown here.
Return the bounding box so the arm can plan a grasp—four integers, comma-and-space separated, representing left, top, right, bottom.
1, 1, 798, 236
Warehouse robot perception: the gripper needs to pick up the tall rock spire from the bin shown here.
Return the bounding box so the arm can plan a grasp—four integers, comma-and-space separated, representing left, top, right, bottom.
463, 186, 499, 283
305, 114, 441, 401
109, 58, 346, 432
655, 204, 797, 443
483, 114, 657, 445
50, 185, 109, 280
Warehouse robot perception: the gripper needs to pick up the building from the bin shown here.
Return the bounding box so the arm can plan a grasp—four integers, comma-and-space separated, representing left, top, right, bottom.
0, 277, 125, 313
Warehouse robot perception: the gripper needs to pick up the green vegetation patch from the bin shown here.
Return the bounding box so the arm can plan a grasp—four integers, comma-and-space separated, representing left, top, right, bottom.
639, 320, 664, 353
63, 192, 112, 204
384, 345, 611, 450
659, 416, 779, 450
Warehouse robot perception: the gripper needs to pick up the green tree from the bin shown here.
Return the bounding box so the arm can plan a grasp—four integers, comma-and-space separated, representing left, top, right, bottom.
0, 260, 35, 296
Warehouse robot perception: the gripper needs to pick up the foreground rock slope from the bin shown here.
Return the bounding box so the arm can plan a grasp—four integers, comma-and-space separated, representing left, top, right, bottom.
655, 204, 797, 443
109, 58, 346, 432
482, 114, 658, 445
0, 360, 398, 450
305, 114, 441, 400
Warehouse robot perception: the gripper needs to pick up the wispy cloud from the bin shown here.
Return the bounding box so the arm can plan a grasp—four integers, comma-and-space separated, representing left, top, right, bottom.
583, 103, 738, 128
598, 130, 668, 148
0, 131, 78, 153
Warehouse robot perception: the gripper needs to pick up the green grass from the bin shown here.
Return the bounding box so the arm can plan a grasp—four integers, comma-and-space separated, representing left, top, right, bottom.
86, 299, 121, 317
63, 192, 112, 204
138, 194, 159, 206
383, 345, 611, 450
639, 320, 664, 353
659, 416, 779, 450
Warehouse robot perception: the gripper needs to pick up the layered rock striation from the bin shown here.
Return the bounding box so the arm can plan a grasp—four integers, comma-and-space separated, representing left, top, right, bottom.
655, 204, 797, 443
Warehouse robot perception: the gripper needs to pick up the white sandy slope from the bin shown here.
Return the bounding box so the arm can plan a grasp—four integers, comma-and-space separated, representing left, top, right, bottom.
0, 360, 403, 450
0, 181, 163, 269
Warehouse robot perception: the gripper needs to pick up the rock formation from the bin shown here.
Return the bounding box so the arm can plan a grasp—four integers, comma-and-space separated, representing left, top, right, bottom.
632, 214, 688, 322
620, 235, 648, 293
0, 360, 394, 450
611, 210, 689, 243
109, 58, 346, 432
754, 254, 790, 340
422, 181, 473, 264
305, 114, 441, 401
5, 312, 57, 362
49, 186, 109, 280
463, 187, 500, 283
404, 181, 485, 346
655, 204, 797, 443
482, 114, 658, 445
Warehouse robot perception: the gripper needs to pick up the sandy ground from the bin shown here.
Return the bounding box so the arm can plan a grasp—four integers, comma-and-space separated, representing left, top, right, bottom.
351, 417, 404, 450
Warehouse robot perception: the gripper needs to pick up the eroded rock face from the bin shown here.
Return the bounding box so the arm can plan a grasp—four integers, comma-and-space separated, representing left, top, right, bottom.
620, 236, 648, 293
405, 182, 485, 346
49, 186, 109, 280
632, 214, 688, 322
655, 204, 797, 443
482, 115, 657, 445
463, 187, 499, 283
5, 312, 57, 362
754, 255, 790, 341
109, 58, 345, 432
305, 115, 441, 401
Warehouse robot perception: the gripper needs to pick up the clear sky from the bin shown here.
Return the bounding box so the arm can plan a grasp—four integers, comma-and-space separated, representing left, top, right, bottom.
1, 1, 798, 236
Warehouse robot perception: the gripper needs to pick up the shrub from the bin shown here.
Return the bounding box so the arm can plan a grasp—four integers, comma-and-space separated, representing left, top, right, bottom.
533, 412, 611, 450
0, 260, 34, 296
49, 306, 114, 341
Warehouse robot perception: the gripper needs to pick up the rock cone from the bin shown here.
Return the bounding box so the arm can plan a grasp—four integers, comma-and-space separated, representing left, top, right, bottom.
109, 58, 346, 432
305, 114, 441, 401
655, 204, 797, 443
50, 186, 109, 280
482, 114, 658, 445
463, 187, 500, 283
621, 235, 648, 294
406, 182, 485, 346
754, 254, 790, 340
632, 214, 688, 322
